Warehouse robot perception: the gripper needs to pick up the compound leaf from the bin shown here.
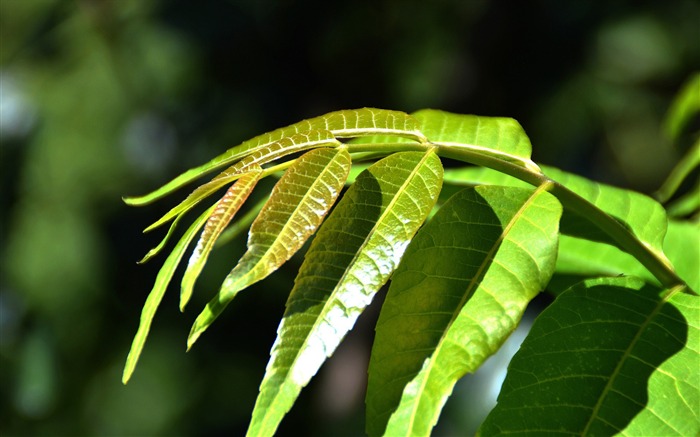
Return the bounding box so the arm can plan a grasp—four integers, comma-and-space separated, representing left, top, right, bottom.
479, 276, 699, 436
247, 150, 443, 437
180, 166, 262, 311
367, 185, 562, 436
442, 165, 676, 286
187, 148, 351, 345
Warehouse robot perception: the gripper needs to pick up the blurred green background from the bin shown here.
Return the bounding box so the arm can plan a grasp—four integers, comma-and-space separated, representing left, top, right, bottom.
1, 0, 698, 435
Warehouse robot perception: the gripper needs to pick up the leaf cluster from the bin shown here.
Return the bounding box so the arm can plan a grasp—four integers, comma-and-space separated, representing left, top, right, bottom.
122, 101, 699, 436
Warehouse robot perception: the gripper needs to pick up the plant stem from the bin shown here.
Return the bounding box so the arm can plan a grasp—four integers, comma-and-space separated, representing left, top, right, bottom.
434, 142, 688, 291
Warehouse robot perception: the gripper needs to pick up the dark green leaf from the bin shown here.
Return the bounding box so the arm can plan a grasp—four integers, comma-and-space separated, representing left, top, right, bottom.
479, 276, 699, 436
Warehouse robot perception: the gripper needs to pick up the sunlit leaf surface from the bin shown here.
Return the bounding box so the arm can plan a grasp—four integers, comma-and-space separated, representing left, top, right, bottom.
480, 276, 699, 436
124, 108, 422, 205
180, 167, 262, 311
187, 148, 351, 345
247, 150, 443, 437
144, 130, 340, 232
367, 185, 562, 436
442, 165, 674, 281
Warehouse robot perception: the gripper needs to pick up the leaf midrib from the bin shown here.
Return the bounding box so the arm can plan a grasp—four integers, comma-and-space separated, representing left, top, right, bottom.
581, 283, 688, 436
398, 181, 553, 434
229, 148, 348, 290
259, 149, 437, 432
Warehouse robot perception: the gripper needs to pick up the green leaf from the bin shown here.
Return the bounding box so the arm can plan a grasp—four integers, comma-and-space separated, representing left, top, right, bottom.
124, 108, 423, 206
122, 203, 215, 384
367, 185, 562, 437
479, 276, 699, 436
664, 72, 700, 143
664, 220, 700, 292
187, 148, 351, 344
142, 130, 340, 233
443, 165, 674, 278
655, 139, 700, 204
352, 110, 538, 172
180, 166, 262, 311
246, 150, 444, 437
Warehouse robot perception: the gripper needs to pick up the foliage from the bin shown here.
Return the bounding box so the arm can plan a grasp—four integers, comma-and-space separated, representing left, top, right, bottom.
123, 102, 699, 436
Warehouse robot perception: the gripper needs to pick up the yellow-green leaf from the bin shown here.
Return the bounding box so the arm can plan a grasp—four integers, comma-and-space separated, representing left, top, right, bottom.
180, 166, 262, 311
187, 147, 351, 343
122, 204, 215, 384
124, 108, 422, 206
143, 130, 339, 233
246, 150, 443, 437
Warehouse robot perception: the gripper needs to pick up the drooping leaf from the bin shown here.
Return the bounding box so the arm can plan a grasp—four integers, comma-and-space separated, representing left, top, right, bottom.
352, 110, 539, 173
187, 148, 351, 344
138, 213, 183, 264
180, 167, 262, 311
479, 276, 699, 436
214, 195, 269, 248
124, 108, 423, 206
122, 204, 215, 384
366, 185, 562, 436
144, 130, 340, 233
442, 165, 677, 283
246, 150, 444, 437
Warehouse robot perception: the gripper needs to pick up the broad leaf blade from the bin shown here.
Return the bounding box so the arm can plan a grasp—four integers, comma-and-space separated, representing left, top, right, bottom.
187, 148, 351, 342
122, 204, 215, 384
354, 110, 537, 171
124, 108, 422, 205
479, 276, 699, 436
247, 150, 444, 437
443, 165, 673, 281
367, 185, 562, 436
180, 167, 262, 311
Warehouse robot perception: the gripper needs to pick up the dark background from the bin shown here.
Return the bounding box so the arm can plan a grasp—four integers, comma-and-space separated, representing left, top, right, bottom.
1, 0, 698, 435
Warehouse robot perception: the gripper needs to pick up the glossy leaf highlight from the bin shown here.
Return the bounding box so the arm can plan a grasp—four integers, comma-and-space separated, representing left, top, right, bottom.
247, 150, 443, 437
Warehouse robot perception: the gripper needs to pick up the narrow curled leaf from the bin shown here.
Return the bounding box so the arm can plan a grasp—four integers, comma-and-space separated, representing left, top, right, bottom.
480, 276, 699, 436
187, 148, 351, 343
247, 150, 443, 437
655, 138, 700, 204
124, 108, 422, 206
122, 204, 215, 384
138, 213, 183, 264
144, 130, 340, 233
367, 185, 562, 436
180, 166, 262, 311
